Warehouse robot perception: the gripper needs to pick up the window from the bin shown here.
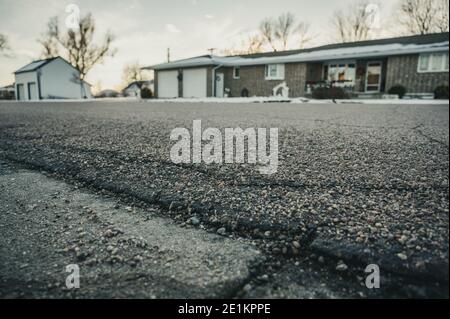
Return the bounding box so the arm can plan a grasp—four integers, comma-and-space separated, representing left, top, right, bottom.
418, 52, 449, 73
265, 64, 285, 80
233, 66, 240, 79
327, 61, 356, 87
418, 54, 429, 72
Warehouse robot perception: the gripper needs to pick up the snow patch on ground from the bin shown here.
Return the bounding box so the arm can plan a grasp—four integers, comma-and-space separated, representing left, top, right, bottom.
320, 99, 449, 105
146, 97, 293, 103
4, 96, 448, 105
145, 97, 449, 105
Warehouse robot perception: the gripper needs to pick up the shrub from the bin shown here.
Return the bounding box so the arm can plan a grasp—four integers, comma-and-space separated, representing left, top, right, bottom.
141, 87, 153, 99
434, 85, 449, 99
388, 85, 407, 99
312, 87, 349, 99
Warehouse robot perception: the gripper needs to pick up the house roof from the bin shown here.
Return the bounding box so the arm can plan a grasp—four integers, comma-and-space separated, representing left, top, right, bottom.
1, 83, 15, 90
145, 32, 449, 70
14, 57, 59, 74
14, 56, 82, 75
123, 80, 154, 91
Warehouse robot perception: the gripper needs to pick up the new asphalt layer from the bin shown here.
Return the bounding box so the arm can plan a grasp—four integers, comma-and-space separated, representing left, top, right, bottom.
0, 100, 448, 298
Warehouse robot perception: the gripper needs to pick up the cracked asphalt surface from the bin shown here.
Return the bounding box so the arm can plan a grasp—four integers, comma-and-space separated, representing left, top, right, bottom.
0, 100, 448, 298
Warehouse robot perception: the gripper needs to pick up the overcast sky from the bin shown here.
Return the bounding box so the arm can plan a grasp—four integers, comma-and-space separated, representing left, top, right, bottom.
0, 0, 398, 90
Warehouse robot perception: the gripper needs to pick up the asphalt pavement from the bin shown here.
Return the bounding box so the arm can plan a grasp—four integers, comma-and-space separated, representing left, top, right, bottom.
0, 100, 448, 298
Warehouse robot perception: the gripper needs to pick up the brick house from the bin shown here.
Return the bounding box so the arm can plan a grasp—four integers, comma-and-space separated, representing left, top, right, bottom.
144, 33, 449, 99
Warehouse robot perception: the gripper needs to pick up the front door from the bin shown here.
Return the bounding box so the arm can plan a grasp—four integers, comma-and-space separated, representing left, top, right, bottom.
215, 73, 224, 98
365, 61, 382, 92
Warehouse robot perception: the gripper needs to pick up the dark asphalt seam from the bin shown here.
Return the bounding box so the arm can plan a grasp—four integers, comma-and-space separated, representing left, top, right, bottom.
1, 154, 448, 297
20, 139, 449, 193
411, 124, 449, 149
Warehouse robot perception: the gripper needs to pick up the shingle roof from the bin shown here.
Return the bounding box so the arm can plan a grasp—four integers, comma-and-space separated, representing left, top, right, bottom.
14, 57, 58, 74
123, 80, 154, 91
14, 56, 83, 75
146, 32, 449, 70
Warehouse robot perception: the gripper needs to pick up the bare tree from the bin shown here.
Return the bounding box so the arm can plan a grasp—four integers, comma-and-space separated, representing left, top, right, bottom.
258, 13, 313, 51
38, 17, 60, 59
245, 35, 265, 54
435, 0, 450, 32
0, 33, 8, 52
296, 22, 314, 49
331, 0, 375, 42
38, 14, 116, 82
122, 61, 151, 87
398, 0, 449, 34
223, 34, 265, 55
275, 13, 296, 50
259, 18, 278, 51
225, 13, 313, 54
39, 37, 59, 59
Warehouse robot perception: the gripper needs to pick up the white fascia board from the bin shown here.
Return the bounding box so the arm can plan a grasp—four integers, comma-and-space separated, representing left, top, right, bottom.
147, 56, 218, 70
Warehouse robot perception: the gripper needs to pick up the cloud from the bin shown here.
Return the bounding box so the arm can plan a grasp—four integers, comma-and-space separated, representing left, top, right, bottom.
165, 24, 181, 33
204, 14, 214, 19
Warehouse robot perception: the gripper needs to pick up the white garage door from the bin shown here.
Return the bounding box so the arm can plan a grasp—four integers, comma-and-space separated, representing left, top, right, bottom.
183, 68, 207, 98
28, 82, 38, 100
158, 70, 178, 98
17, 84, 25, 101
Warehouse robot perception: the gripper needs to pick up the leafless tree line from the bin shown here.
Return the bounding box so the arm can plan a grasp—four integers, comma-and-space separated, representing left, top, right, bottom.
331, 0, 376, 43
259, 13, 314, 51
330, 0, 449, 42
399, 0, 449, 35
224, 13, 314, 55
225, 0, 449, 54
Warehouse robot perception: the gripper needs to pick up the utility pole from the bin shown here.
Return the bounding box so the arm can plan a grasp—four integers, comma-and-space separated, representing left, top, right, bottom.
167, 48, 170, 63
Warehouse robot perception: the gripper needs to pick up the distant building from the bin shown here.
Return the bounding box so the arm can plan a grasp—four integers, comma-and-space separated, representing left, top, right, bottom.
0, 84, 15, 100
95, 89, 120, 98
122, 80, 154, 97
145, 32, 449, 98
14, 56, 92, 101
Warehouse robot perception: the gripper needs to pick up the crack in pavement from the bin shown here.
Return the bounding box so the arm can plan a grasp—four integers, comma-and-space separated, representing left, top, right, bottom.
411, 124, 449, 149
0, 101, 448, 298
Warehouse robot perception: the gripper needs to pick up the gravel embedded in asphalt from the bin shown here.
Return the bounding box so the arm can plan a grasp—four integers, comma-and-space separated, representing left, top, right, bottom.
0, 101, 448, 294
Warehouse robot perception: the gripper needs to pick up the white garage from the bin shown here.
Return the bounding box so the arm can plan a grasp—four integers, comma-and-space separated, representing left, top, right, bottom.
182, 68, 207, 98
157, 70, 179, 98
14, 56, 92, 100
